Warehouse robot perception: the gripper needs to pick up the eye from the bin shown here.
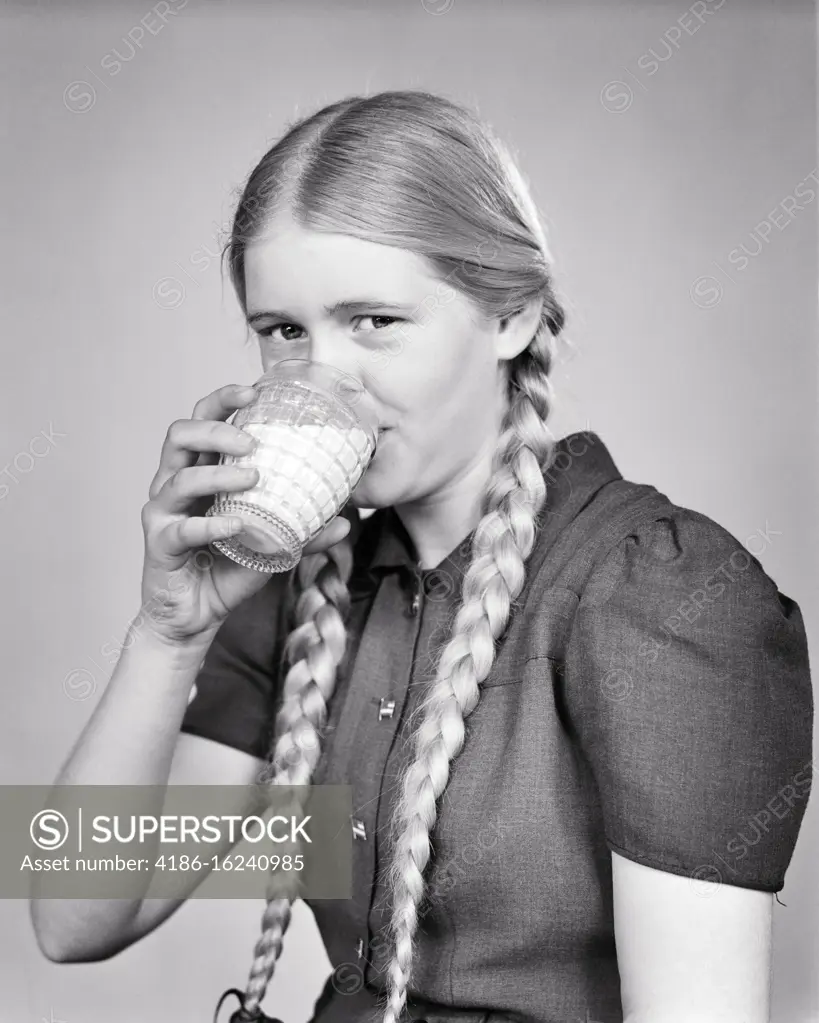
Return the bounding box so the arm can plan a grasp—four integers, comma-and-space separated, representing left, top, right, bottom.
255, 315, 404, 341
355, 315, 403, 331
256, 323, 305, 342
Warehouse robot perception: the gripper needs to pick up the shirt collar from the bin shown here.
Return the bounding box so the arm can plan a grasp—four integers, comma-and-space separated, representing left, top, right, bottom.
348, 430, 623, 589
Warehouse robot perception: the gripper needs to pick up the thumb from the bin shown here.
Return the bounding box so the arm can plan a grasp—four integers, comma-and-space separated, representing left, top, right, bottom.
325, 515, 351, 545
304, 514, 351, 554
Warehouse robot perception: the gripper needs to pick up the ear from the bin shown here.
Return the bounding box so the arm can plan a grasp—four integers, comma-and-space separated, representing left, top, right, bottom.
492, 296, 544, 361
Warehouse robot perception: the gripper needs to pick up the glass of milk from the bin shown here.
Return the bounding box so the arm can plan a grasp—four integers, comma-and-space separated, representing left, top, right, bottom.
207, 359, 379, 573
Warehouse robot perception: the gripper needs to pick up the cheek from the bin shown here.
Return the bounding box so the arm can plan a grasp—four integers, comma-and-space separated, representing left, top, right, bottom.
368, 324, 474, 399
370, 360, 471, 429
364, 325, 496, 450
367, 359, 438, 411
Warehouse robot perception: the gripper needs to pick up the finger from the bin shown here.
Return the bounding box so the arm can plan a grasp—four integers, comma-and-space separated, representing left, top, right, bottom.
191, 382, 258, 422
153, 463, 260, 515
302, 515, 351, 556
156, 515, 246, 560
149, 420, 257, 500
149, 385, 257, 498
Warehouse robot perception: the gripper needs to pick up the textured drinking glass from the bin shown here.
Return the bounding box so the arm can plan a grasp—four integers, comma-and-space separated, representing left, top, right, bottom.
206, 359, 379, 573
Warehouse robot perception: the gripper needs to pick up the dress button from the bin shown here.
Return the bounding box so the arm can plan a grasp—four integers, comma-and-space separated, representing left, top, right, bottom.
378, 697, 396, 719
351, 817, 367, 840
424, 568, 455, 601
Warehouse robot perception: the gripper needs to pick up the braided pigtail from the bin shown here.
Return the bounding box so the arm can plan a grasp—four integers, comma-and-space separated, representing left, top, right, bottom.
232, 522, 356, 1021
381, 325, 559, 1023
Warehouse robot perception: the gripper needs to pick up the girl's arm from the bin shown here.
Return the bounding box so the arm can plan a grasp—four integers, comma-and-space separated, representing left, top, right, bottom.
28, 623, 260, 962
613, 851, 772, 1022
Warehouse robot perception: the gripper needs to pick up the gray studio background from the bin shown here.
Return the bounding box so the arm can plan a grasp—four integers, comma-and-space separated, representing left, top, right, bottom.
1, 1, 817, 1021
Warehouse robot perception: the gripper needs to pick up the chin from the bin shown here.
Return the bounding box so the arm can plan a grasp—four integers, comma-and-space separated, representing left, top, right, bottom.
349, 457, 411, 510
345, 432, 396, 507
349, 481, 395, 511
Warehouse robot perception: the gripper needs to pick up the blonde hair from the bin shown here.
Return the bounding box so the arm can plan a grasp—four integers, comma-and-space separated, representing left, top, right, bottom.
223, 89, 567, 1022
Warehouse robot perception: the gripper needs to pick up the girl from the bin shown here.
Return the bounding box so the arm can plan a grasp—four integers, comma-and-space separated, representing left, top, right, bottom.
33, 90, 813, 1023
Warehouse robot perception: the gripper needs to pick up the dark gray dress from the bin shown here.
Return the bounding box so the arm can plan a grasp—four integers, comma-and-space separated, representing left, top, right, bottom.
181, 431, 814, 1023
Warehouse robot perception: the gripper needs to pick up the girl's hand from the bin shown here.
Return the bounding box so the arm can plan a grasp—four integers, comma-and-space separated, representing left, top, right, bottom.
138, 383, 353, 646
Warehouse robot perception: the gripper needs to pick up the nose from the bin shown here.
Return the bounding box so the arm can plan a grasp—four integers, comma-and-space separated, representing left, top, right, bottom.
261, 329, 361, 379
258, 327, 379, 425
305, 330, 369, 392
307, 330, 357, 377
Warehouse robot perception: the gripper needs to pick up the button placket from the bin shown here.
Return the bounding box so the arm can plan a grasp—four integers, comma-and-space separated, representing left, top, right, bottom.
409, 562, 424, 616
364, 573, 442, 992
330, 572, 420, 994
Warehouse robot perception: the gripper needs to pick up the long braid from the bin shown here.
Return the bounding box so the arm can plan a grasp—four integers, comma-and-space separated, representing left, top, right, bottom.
381, 326, 558, 1023
237, 527, 356, 1019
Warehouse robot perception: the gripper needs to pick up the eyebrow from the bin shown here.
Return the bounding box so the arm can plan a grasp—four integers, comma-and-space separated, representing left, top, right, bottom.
247, 298, 416, 327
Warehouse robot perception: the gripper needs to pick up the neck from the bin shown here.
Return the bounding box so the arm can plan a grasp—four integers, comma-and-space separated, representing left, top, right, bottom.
393, 445, 496, 570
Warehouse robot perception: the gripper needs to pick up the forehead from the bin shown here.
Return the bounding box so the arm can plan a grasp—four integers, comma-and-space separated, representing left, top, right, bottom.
243, 215, 446, 309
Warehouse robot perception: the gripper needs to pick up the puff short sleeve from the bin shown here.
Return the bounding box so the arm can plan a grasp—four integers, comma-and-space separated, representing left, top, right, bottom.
564, 506, 813, 892
179, 572, 292, 759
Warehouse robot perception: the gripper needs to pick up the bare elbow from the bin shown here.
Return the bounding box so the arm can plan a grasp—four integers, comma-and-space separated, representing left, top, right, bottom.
33, 928, 126, 965
35, 936, 76, 965
29, 899, 63, 962
30, 915, 77, 964
29, 900, 125, 964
